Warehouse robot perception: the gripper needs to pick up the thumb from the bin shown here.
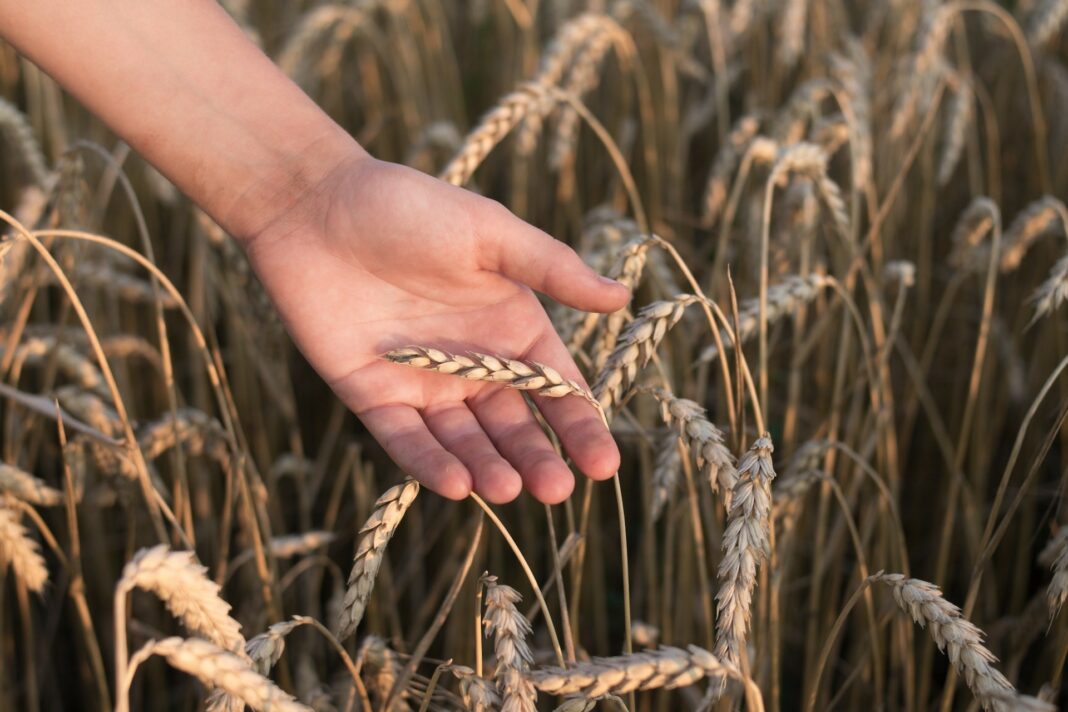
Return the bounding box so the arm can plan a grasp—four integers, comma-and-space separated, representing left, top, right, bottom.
485, 203, 631, 313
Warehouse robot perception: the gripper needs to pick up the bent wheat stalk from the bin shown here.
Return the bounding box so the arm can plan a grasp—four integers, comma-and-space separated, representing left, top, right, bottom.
123, 637, 311, 712
530, 645, 741, 698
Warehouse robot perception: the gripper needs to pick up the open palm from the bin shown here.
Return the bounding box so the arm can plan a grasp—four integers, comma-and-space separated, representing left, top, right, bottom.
244, 154, 629, 504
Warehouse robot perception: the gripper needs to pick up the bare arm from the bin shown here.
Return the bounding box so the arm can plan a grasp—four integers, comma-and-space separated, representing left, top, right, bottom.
0, 1, 629, 504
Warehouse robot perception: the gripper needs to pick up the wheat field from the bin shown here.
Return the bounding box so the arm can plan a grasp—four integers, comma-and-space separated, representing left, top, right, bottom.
1, 1, 1068, 710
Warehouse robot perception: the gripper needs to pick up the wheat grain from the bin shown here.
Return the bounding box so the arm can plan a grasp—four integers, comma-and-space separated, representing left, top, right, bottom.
530, 645, 737, 698
118, 545, 245, 654
336, 479, 420, 640
0, 504, 48, 592
129, 637, 310, 712
0, 463, 62, 506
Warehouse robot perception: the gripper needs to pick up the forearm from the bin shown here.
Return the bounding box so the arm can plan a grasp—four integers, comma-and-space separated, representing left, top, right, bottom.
0, 0, 363, 241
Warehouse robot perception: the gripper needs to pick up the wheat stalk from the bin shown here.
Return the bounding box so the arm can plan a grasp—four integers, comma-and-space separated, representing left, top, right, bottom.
713, 435, 776, 669
336, 478, 420, 640
0, 504, 48, 593
646, 387, 737, 508
529, 645, 738, 698
697, 274, 831, 363
117, 545, 245, 653
126, 637, 310, 712
0, 463, 62, 507
481, 574, 536, 712
872, 572, 1037, 711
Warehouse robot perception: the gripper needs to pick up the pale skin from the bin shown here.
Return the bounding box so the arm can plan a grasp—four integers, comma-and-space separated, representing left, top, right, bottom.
0, 2, 629, 504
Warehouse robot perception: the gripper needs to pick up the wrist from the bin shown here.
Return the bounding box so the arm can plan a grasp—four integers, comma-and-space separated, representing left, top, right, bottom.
213, 122, 370, 248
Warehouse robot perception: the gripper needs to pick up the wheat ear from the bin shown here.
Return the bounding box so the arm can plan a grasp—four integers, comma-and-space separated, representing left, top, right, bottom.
440, 82, 554, 186
451, 665, 502, 712
126, 637, 310, 712
651, 434, 682, 522
1040, 527, 1068, 621
872, 573, 1036, 711
0, 504, 48, 593
481, 574, 536, 712
0, 96, 50, 188
358, 634, 411, 709
530, 645, 739, 698
999, 195, 1068, 272
1027, 0, 1068, 46
117, 545, 245, 653
336, 478, 420, 640
646, 387, 737, 508
1028, 254, 1068, 324
697, 274, 831, 363
701, 115, 762, 228
0, 463, 63, 506
384, 346, 594, 403
937, 75, 974, 186
713, 435, 776, 668
592, 295, 701, 411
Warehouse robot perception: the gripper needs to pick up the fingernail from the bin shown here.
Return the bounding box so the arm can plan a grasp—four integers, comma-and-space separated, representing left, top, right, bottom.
598, 275, 623, 287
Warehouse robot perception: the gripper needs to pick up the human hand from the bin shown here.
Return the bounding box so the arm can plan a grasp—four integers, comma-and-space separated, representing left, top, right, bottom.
242, 146, 630, 504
